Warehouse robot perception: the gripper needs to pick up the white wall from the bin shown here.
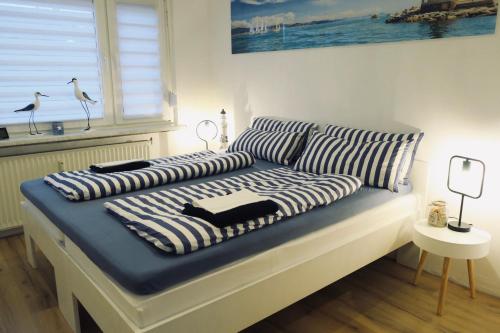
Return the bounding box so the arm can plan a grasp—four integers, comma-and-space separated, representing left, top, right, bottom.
166, 0, 220, 154
171, 0, 500, 296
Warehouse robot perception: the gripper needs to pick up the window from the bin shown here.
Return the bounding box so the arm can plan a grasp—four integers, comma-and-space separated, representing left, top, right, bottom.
0, 0, 172, 129
115, 2, 165, 118
0, 0, 103, 125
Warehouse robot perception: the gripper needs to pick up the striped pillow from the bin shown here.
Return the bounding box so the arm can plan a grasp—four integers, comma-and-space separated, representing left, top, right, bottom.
325, 125, 423, 185
251, 117, 316, 134
293, 132, 412, 192
228, 128, 303, 165
251, 117, 317, 159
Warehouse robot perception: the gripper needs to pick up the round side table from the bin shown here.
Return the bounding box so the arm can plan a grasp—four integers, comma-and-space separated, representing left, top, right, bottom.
412, 220, 491, 316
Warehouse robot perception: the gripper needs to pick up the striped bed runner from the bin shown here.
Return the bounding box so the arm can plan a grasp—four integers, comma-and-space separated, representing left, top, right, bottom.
44, 151, 255, 201
104, 168, 362, 254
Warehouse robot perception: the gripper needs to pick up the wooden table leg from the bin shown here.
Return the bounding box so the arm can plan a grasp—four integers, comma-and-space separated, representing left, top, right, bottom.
413, 250, 428, 286
437, 257, 451, 316
467, 259, 476, 299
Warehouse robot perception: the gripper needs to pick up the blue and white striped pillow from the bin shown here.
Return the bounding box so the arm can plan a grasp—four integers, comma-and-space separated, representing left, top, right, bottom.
325, 125, 423, 185
251, 117, 316, 134
293, 132, 412, 192
228, 128, 304, 165
251, 117, 317, 158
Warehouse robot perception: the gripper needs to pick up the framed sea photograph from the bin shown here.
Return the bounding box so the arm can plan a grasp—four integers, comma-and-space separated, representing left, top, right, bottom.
231, 0, 498, 54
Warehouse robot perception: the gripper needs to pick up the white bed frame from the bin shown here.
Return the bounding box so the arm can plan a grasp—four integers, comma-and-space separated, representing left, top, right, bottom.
21, 160, 428, 333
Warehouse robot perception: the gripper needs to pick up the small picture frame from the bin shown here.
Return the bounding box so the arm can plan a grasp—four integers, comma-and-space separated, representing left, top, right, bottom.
52, 122, 64, 136
0, 127, 9, 140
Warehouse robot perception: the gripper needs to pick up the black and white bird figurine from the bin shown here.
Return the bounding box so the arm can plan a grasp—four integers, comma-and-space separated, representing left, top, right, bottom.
14, 92, 49, 135
67, 78, 97, 131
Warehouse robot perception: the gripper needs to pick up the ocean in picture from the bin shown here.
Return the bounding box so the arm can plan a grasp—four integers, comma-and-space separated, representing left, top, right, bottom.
231, 0, 498, 54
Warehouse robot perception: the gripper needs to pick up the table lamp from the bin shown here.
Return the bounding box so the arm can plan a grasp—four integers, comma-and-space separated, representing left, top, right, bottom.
196, 120, 218, 150
447, 155, 485, 232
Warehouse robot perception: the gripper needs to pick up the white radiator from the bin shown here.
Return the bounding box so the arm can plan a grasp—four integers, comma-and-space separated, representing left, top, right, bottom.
0, 140, 151, 233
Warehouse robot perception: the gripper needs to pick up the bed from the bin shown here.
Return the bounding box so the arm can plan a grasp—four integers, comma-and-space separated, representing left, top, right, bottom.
21, 158, 428, 333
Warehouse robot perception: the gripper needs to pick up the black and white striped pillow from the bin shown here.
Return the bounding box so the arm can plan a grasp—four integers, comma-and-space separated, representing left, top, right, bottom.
228, 128, 303, 165
251, 117, 316, 134
293, 132, 412, 192
325, 125, 423, 185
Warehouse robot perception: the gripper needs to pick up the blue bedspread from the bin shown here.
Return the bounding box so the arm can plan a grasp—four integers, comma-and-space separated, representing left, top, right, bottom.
21, 160, 412, 295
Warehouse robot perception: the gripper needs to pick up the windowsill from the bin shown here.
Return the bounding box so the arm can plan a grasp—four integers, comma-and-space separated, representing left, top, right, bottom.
0, 122, 182, 149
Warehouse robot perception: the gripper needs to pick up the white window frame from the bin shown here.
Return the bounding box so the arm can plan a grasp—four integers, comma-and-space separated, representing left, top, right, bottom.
4, 0, 175, 134
106, 0, 174, 125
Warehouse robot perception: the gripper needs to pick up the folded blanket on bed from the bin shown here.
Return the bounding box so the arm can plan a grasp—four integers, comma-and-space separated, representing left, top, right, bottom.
44, 151, 255, 201
104, 168, 362, 254
183, 189, 280, 228
190, 188, 270, 213
90, 159, 151, 173
183, 200, 279, 228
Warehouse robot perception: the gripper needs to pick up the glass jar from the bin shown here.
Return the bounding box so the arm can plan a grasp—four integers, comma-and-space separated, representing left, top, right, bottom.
427, 201, 448, 227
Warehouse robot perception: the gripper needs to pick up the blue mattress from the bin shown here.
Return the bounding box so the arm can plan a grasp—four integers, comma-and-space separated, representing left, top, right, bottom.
21, 160, 412, 295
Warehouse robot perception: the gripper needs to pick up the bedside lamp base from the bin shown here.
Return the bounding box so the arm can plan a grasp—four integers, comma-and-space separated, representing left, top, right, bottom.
448, 220, 472, 233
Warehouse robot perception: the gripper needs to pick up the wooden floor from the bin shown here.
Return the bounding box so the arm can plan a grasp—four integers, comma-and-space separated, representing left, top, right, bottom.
1, 235, 500, 333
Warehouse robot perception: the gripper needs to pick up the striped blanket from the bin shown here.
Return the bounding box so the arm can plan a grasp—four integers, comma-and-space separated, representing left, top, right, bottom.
44, 151, 255, 201
104, 168, 362, 254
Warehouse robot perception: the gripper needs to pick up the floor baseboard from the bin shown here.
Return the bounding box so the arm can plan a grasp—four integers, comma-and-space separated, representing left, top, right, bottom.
0, 226, 23, 238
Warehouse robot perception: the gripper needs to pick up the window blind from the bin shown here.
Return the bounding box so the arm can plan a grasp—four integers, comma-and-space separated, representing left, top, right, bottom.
0, 0, 103, 125
116, 2, 164, 118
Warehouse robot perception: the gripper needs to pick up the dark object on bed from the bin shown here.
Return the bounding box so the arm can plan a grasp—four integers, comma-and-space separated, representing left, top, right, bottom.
0, 127, 8, 140
90, 160, 151, 173
183, 200, 279, 228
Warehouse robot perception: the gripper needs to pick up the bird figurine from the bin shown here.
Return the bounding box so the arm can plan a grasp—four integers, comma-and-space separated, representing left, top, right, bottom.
14, 92, 49, 135
67, 78, 97, 131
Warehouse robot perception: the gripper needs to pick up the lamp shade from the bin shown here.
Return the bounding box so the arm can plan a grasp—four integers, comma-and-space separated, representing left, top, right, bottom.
447, 155, 486, 233
447, 155, 485, 199
196, 120, 218, 150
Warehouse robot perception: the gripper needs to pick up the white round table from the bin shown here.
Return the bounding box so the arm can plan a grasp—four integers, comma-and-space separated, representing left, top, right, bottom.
412, 220, 491, 316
